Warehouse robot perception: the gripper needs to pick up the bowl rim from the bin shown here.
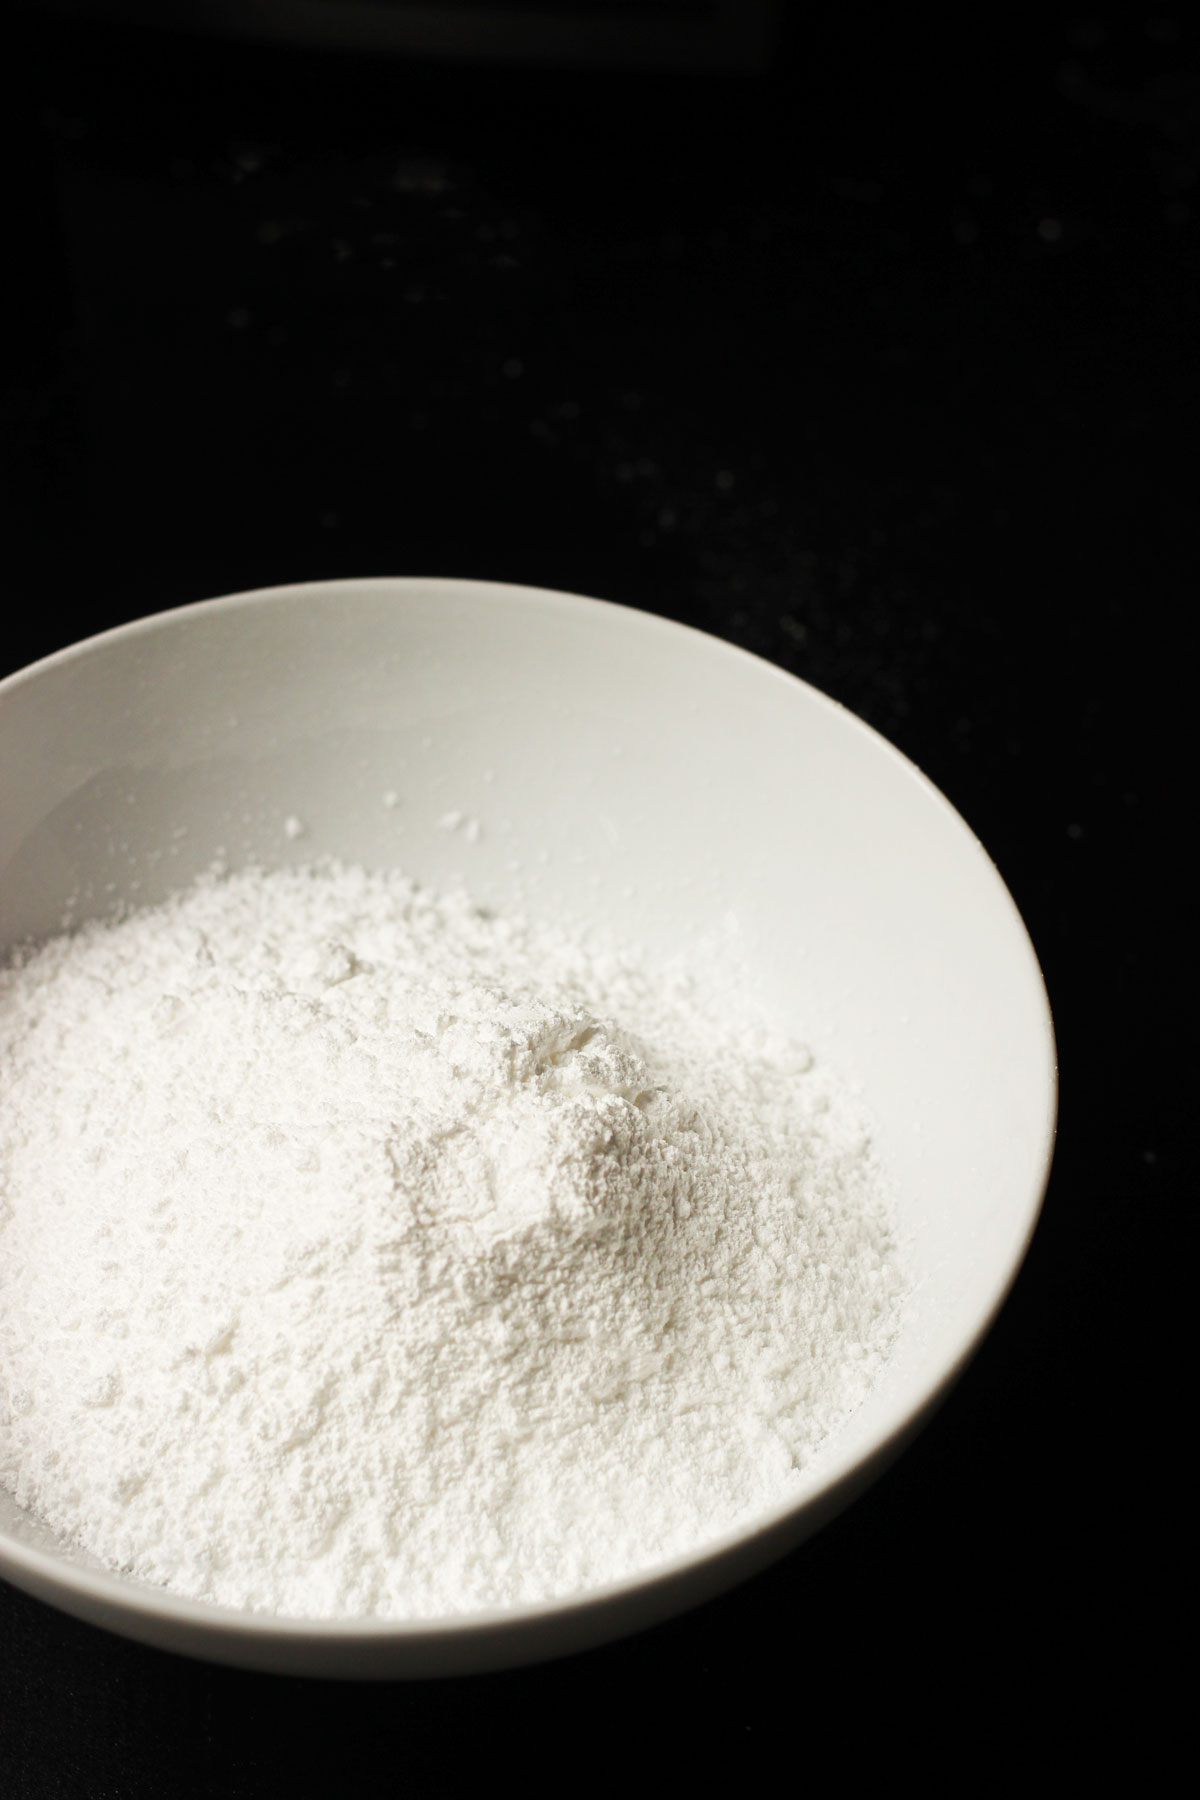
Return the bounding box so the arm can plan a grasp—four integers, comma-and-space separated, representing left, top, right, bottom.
0, 574, 1058, 1667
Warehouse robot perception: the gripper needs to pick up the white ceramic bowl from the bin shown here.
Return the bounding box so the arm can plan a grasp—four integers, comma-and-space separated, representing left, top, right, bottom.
0, 577, 1056, 1676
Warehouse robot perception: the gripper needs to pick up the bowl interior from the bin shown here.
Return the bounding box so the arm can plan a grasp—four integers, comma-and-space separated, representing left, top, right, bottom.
0, 577, 1055, 1670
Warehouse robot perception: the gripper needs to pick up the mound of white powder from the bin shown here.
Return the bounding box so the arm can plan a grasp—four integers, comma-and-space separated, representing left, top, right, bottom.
0, 863, 905, 1617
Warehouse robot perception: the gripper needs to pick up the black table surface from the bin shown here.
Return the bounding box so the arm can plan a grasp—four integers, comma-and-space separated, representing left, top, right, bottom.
1, 6, 1190, 1790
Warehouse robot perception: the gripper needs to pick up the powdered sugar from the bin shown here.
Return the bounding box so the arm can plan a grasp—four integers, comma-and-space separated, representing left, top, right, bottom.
0, 862, 905, 1618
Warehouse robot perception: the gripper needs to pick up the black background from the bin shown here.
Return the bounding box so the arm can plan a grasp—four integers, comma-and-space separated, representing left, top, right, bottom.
1, 2, 1190, 1789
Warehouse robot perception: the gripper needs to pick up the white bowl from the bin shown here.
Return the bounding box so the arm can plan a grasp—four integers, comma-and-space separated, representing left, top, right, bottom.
0, 577, 1056, 1676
